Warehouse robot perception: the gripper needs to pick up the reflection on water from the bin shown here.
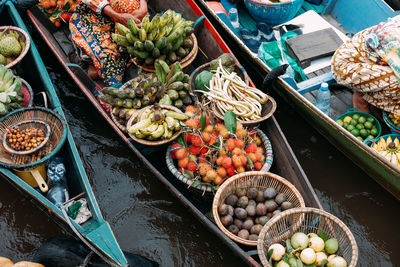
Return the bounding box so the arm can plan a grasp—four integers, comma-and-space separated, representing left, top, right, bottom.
0, 30, 398, 266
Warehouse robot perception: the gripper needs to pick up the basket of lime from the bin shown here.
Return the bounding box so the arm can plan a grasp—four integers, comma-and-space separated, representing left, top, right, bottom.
335, 108, 381, 142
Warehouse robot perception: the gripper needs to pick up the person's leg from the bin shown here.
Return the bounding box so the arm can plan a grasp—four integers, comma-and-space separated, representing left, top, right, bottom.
352, 92, 369, 113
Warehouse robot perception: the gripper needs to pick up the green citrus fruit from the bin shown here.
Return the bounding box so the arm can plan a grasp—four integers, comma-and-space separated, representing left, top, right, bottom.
352, 114, 360, 121
367, 135, 375, 139
364, 121, 373, 129
356, 124, 364, 130
357, 136, 364, 142
336, 120, 343, 126
360, 129, 368, 138
347, 125, 354, 131
351, 129, 360, 136
350, 119, 358, 126
371, 128, 378, 136
325, 238, 339, 254
343, 122, 349, 128
358, 116, 367, 124
367, 116, 375, 122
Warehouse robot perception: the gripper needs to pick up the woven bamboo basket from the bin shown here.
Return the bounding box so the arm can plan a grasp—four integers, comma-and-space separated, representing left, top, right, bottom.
0, 26, 31, 69
257, 207, 358, 267
126, 104, 183, 146
110, 110, 127, 133
212, 171, 305, 246
0, 107, 67, 169
131, 33, 198, 73
166, 129, 274, 198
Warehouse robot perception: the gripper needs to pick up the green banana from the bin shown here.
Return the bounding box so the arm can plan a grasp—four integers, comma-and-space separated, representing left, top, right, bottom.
116, 23, 131, 36
165, 116, 176, 130
128, 19, 140, 36
147, 28, 159, 41
126, 33, 138, 44
139, 123, 159, 136
165, 111, 188, 120
128, 118, 152, 134
151, 123, 165, 139
0, 65, 6, 80
162, 122, 169, 139
138, 28, 147, 42
142, 15, 151, 32
149, 14, 160, 32
112, 34, 129, 47
158, 60, 170, 75
173, 12, 182, 26
154, 60, 166, 84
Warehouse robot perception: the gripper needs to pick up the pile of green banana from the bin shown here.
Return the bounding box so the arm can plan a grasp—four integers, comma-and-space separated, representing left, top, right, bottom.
155, 60, 192, 109
0, 65, 23, 115
112, 9, 194, 66
128, 103, 188, 141
111, 106, 137, 126
100, 75, 161, 109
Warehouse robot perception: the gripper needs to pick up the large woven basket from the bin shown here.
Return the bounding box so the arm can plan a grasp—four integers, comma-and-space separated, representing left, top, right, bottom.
0, 26, 31, 69
126, 104, 183, 146
0, 107, 67, 169
257, 207, 358, 267
212, 171, 305, 246
131, 33, 198, 73
166, 129, 274, 198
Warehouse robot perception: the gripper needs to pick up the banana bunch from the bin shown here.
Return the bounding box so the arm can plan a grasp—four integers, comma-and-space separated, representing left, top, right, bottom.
155, 59, 192, 110
388, 112, 400, 128
112, 9, 194, 66
112, 106, 137, 126
371, 136, 400, 167
100, 75, 161, 109
128, 103, 188, 140
0, 65, 23, 116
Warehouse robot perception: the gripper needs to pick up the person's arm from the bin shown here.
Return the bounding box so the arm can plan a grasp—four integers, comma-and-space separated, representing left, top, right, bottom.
102, 5, 141, 25
131, 0, 148, 21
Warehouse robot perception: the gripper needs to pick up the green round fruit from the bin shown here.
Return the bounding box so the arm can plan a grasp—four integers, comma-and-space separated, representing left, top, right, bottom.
360, 129, 368, 138
370, 128, 378, 136
358, 116, 366, 124
351, 129, 360, 136
343, 122, 349, 128
350, 119, 358, 126
352, 114, 360, 121
364, 121, 373, 129
336, 120, 343, 126
356, 124, 364, 130
367, 116, 375, 122
347, 125, 354, 131
325, 238, 339, 254
357, 136, 364, 142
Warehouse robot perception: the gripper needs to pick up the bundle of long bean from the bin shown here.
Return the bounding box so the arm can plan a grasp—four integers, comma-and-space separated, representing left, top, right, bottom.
195, 60, 269, 121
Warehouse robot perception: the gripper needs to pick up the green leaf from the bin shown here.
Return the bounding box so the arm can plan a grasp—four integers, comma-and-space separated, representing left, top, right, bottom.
286, 239, 293, 253
283, 254, 289, 263
268, 248, 274, 266
317, 232, 329, 242
296, 258, 304, 267
63, 1, 70, 11
177, 135, 185, 146
182, 170, 194, 179
200, 113, 206, 131
321, 259, 328, 267
224, 110, 237, 134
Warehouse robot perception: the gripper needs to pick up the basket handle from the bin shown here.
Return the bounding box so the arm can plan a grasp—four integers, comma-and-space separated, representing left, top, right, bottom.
346, 108, 359, 113
31, 168, 48, 193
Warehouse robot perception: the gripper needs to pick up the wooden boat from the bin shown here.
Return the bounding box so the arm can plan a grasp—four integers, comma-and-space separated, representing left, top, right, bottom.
26, 0, 323, 265
195, 0, 400, 199
0, 1, 128, 266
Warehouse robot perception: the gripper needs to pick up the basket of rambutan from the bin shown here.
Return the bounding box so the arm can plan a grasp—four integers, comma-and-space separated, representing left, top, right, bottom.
166, 105, 273, 197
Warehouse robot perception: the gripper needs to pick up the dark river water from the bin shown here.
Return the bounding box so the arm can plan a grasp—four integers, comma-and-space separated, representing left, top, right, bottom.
0, 27, 399, 267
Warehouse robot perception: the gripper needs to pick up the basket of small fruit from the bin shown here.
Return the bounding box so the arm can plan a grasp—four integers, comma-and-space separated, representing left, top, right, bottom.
166, 106, 273, 197
335, 108, 381, 142
192, 55, 276, 127
382, 111, 400, 134
112, 9, 198, 72
0, 26, 30, 69
366, 134, 400, 167
127, 103, 188, 146
257, 207, 358, 267
212, 171, 305, 246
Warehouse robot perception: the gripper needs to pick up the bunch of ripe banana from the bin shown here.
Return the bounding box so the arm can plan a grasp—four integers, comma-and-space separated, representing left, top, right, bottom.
371, 135, 400, 167
111, 106, 137, 127
112, 9, 195, 66
100, 75, 161, 110
128, 103, 189, 141
0, 65, 23, 115
155, 59, 192, 109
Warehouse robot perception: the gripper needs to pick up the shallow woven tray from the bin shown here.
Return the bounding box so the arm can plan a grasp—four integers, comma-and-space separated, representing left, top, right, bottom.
212, 171, 305, 246
126, 105, 183, 146
0, 26, 31, 69
0, 107, 67, 169
131, 33, 198, 72
110, 111, 127, 133
3, 120, 51, 155
257, 207, 358, 267
166, 128, 274, 197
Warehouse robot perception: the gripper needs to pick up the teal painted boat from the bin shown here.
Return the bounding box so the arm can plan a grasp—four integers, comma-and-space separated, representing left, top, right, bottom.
0, 1, 128, 265
195, 0, 400, 199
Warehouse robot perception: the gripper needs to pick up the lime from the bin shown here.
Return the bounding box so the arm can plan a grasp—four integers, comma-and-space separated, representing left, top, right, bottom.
343, 122, 349, 128
367, 129, 371, 134
325, 238, 339, 254
356, 124, 364, 130
367, 116, 375, 122
358, 116, 367, 124
336, 120, 344, 126
352, 114, 360, 121
343, 116, 352, 123
367, 135, 375, 139
357, 136, 364, 142
351, 128, 360, 136
347, 124, 354, 131
360, 129, 368, 138
371, 128, 378, 136
364, 121, 373, 129
350, 119, 358, 126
